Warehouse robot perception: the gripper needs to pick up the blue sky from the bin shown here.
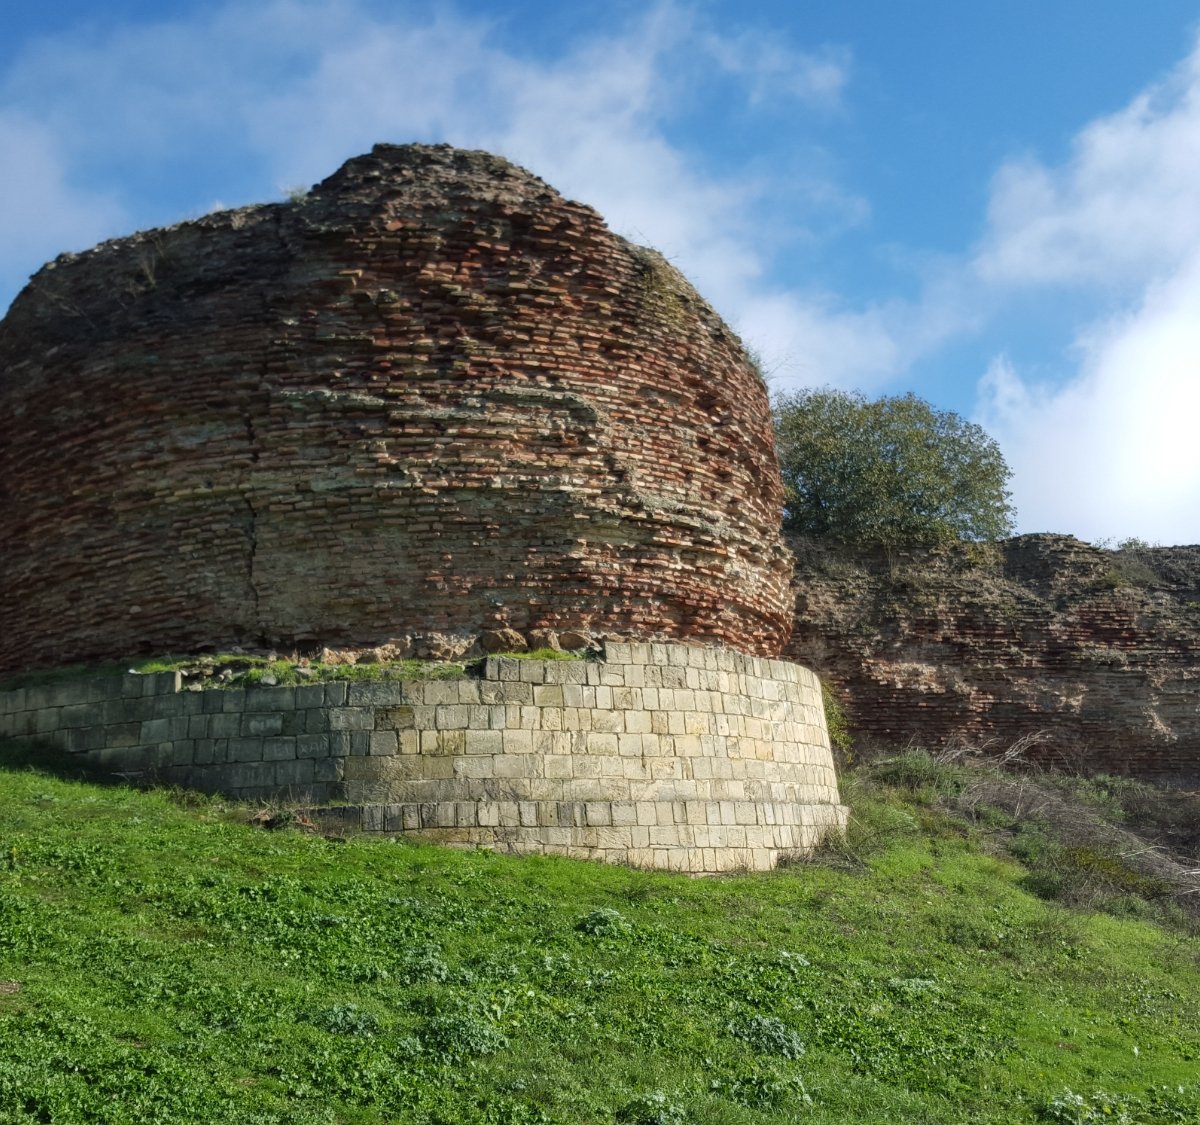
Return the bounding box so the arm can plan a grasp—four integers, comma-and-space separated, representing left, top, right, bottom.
3, 1, 1199, 544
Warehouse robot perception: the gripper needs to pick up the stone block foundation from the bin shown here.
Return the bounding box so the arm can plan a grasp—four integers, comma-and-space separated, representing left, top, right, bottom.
0, 643, 846, 873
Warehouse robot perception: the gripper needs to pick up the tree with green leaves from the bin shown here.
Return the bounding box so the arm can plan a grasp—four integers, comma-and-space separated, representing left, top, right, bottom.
773, 388, 1015, 546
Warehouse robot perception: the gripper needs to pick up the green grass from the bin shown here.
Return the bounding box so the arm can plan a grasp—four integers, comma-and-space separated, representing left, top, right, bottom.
138, 654, 474, 689
2, 650, 584, 692
0, 655, 471, 693
0, 748, 1197, 1123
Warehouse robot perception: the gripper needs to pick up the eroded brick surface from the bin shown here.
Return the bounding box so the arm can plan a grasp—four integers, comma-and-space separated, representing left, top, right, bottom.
0, 144, 792, 674
787, 534, 1200, 784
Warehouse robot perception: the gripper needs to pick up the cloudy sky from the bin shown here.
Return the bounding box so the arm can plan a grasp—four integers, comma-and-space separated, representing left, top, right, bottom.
3, 0, 1199, 544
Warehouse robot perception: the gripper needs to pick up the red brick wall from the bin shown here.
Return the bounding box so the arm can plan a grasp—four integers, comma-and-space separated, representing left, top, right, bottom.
786, 534, 1200, 784
0, 144, 793, 674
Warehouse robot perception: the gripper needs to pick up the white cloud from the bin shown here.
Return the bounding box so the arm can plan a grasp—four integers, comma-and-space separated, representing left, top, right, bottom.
978, 251, 1200, 544
0, 113, 125, 305
0, 0, 895, 388
1, 1, 359, 161
701, 29, 850, 107
976, 41, 1200, 289
240, 3, 874, 386
732, 291, 915, 392
971, 35, 1200, 544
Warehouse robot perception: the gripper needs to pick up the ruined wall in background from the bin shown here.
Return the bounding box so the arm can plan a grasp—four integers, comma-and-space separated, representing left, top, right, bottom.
0, 144, 792, 676
787, 534, 1200, 785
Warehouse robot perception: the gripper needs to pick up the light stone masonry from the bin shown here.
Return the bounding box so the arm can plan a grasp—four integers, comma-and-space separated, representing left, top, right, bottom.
0, 642, 846, 873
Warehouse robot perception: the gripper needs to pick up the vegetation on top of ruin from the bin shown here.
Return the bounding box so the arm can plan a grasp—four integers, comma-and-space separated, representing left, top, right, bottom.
0, 650, 584, 693
0, 654, 465, 693
0, 741, 1197, 1123
773, 388, 1015, 547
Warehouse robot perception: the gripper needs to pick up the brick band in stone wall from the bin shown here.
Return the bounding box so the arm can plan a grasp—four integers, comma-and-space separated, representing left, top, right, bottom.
0, 643, 846, 873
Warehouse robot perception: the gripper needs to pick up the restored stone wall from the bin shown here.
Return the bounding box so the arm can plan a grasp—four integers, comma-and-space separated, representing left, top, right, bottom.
0, 643, 846, 873
787, 534, 1200, 785
0, 144, 792, 677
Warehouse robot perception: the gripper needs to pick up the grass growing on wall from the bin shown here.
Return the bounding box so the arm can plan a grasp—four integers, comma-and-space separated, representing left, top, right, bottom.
819, 680, 853, 762
0, 745, 1197, 1123
1, 650, 583, 693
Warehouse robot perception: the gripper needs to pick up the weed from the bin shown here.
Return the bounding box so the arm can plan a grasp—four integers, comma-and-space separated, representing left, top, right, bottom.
1015, 837, 1174, 909
1097, 544, 1159, 589
305, 1003, 381, 1037
575, 907, 631, 936
420, 1011, 507, 1061
1, 648, 585, 694
630, 245, 690, 328
963, 540, 1002, 568
728, 1015, 806, 1059
821, 679, 853, 761
1037, 1084, 1200, 1123
1040, 1088, 1132, 1123
952, 771, 1200, 931
161, 653, 468, 688
866, 749, 970, 797
398, 944, 452, 985
616, 1091, 686, 1124
500, 648, 582, 661
744, 346, 770, 384
1099, 569, 1128, 590
710, 1069, 811, 1110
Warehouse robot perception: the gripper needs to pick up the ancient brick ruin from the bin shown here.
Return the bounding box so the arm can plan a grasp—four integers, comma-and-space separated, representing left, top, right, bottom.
0, 143, 792, 676
0, 144, 848, 871
788, 534, 1200, 785
0, 643, 845, 873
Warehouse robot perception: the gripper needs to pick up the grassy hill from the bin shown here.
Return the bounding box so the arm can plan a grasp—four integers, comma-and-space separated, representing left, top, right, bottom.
0, 742, 1197, 1124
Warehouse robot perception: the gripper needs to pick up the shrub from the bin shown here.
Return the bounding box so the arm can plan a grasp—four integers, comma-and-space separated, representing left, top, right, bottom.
774, 388, 1014, 546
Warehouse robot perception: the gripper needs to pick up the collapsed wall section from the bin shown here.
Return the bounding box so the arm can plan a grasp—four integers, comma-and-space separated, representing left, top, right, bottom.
787, 534, 1200, 785
0, 643, 846, 873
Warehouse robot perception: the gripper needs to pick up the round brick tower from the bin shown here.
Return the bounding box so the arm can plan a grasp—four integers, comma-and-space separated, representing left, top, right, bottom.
0, 144, 794, 675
